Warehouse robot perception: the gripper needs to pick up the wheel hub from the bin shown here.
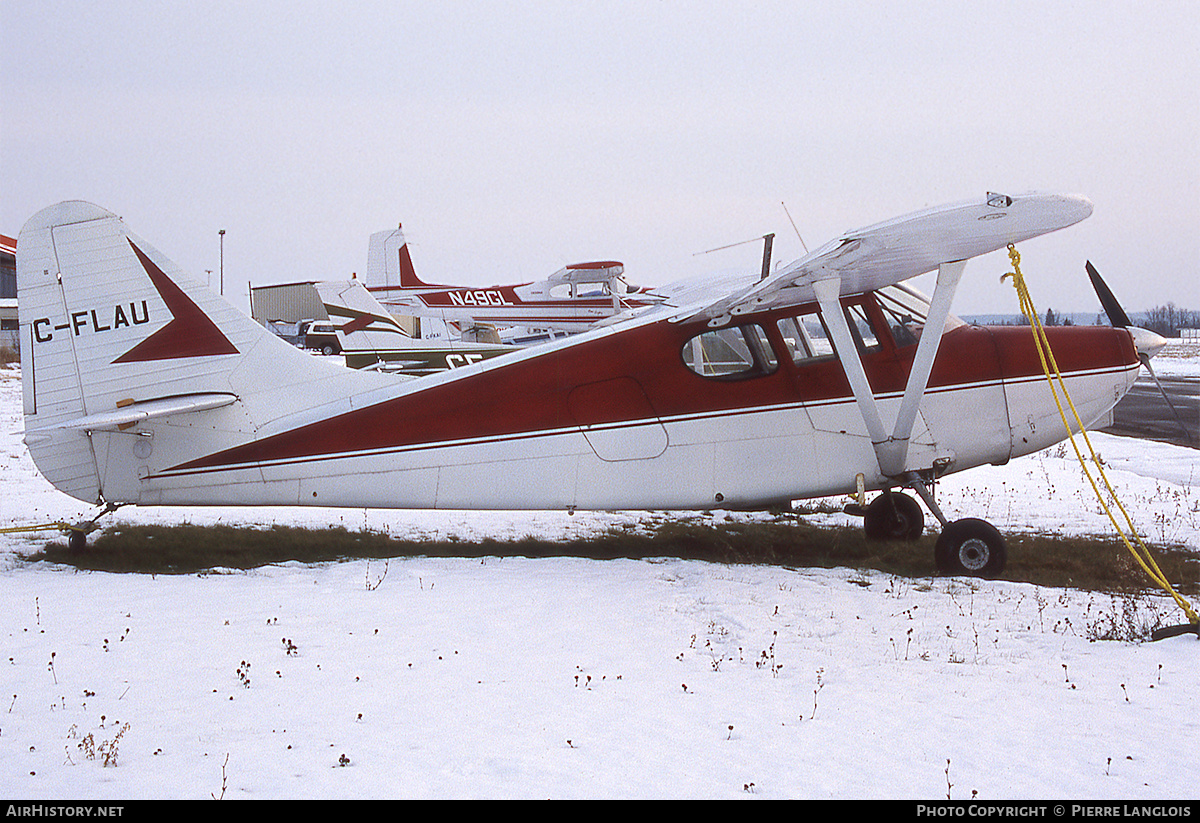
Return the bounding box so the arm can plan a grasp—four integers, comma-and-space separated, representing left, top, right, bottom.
958, 538, 990, 571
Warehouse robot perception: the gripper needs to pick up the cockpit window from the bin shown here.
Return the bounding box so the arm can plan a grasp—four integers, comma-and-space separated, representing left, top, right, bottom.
875, 283, 966, 347
682, 324, 778, 380
844, 302, 881, 354
777, 298, 882, 363
577, 281, 611, 297
776, 311, 835, 365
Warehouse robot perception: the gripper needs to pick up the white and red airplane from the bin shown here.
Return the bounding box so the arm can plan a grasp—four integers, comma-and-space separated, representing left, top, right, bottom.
363, 224, 665, 332
17, 193, 1152, 576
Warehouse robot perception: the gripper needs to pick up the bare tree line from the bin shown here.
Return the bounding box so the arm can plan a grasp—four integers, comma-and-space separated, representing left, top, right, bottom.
987, 303, 1199, 337
1139, 303, 1200, 337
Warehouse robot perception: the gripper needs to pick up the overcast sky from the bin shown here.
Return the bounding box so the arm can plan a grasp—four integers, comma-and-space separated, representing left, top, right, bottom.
3, 1, 1197, 318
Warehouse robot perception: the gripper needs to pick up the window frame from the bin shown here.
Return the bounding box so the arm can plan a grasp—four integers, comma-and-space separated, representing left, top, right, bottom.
680, 323, 780, 382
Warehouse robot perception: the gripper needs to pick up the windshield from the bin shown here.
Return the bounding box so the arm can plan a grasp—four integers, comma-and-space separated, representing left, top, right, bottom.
874, 283, 965, 346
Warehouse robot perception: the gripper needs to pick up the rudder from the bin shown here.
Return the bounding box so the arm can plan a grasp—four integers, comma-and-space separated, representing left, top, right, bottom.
365, 224, 444, 290
17, 201, 383, 506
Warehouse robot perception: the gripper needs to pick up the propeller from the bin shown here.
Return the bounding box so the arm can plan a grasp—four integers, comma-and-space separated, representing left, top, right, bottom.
1086, 261, 1193, 445
1086, 260, 1131, 328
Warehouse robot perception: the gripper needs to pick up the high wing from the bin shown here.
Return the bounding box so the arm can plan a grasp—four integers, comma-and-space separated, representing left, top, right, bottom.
654, 191, 1093, 484
667, 192, 1093, 325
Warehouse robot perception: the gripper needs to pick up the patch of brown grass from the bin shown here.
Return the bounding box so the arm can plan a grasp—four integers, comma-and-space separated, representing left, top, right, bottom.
24, 517, 1199, 597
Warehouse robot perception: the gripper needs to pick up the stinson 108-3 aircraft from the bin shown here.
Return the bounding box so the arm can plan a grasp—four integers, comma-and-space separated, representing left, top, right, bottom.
17, 193, 1151, 576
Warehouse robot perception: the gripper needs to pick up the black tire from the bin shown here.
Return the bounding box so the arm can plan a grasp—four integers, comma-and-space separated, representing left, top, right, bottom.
935, 518, 1006, 577
321, 345, 336, 356
864, 492, 924, 541
68, 529, 88, 552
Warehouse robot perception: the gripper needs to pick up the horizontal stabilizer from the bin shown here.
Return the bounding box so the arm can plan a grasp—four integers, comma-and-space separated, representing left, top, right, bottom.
40, 393, 238, 433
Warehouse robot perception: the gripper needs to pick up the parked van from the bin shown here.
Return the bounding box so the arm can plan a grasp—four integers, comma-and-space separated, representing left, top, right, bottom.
300, 320, 341, 355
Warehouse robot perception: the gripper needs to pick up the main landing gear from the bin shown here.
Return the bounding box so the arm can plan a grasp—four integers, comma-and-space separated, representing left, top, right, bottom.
849, 474, 1008, 578
862, 490, 924, 541
933, 518, 1006, 578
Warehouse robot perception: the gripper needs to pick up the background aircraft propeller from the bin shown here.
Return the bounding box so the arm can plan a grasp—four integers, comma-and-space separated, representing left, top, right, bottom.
1086, 261, 1193, 445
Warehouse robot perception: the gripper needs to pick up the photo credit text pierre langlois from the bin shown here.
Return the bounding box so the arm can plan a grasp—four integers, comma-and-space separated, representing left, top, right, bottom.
916, 807, 1193, 818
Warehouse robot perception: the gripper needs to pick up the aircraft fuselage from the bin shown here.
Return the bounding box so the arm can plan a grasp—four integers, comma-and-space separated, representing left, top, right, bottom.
118, 292, 1140, 510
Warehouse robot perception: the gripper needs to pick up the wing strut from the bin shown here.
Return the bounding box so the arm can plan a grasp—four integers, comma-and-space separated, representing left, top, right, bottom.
814, 277, 889, 448
815, 260, 966, 479
888, 259, 966, 470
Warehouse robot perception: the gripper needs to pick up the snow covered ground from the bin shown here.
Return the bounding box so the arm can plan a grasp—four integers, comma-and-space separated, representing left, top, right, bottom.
1146, 340, 1200, 378
1, 349, 1197, 800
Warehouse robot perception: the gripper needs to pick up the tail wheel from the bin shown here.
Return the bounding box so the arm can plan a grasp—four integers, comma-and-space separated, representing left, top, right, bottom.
864, 492, 924, 541
935, 518, 1006, 577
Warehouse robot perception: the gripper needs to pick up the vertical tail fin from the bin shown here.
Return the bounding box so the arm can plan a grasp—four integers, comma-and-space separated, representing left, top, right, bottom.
365, 224, 442, 289
314, 279, 414, 353
18, 201, 388, 505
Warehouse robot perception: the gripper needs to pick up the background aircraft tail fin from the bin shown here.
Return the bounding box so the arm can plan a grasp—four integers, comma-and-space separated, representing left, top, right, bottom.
366, 224, 443, 289
315, 279, 416, 353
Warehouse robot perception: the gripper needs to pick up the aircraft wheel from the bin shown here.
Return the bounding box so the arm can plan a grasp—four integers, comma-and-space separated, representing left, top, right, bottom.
863, 492, 924, 541
935, 518, 1006, 577
68, 529, 88, 552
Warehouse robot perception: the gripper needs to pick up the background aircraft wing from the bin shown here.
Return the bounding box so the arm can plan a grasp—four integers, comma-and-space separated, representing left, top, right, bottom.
670, 191, 1092, 324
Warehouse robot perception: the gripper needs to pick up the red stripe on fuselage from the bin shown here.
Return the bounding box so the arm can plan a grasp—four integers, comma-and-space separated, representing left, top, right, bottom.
166, 303, 1137, 474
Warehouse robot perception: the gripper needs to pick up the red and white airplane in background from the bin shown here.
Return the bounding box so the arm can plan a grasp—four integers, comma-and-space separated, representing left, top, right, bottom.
17, 192, 1156, 577
362, 224, 666, 334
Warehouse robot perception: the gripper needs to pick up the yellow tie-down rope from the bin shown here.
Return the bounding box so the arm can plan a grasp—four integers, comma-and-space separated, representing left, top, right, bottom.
0, 520, 92, 538
1003, 244, 1198, 628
